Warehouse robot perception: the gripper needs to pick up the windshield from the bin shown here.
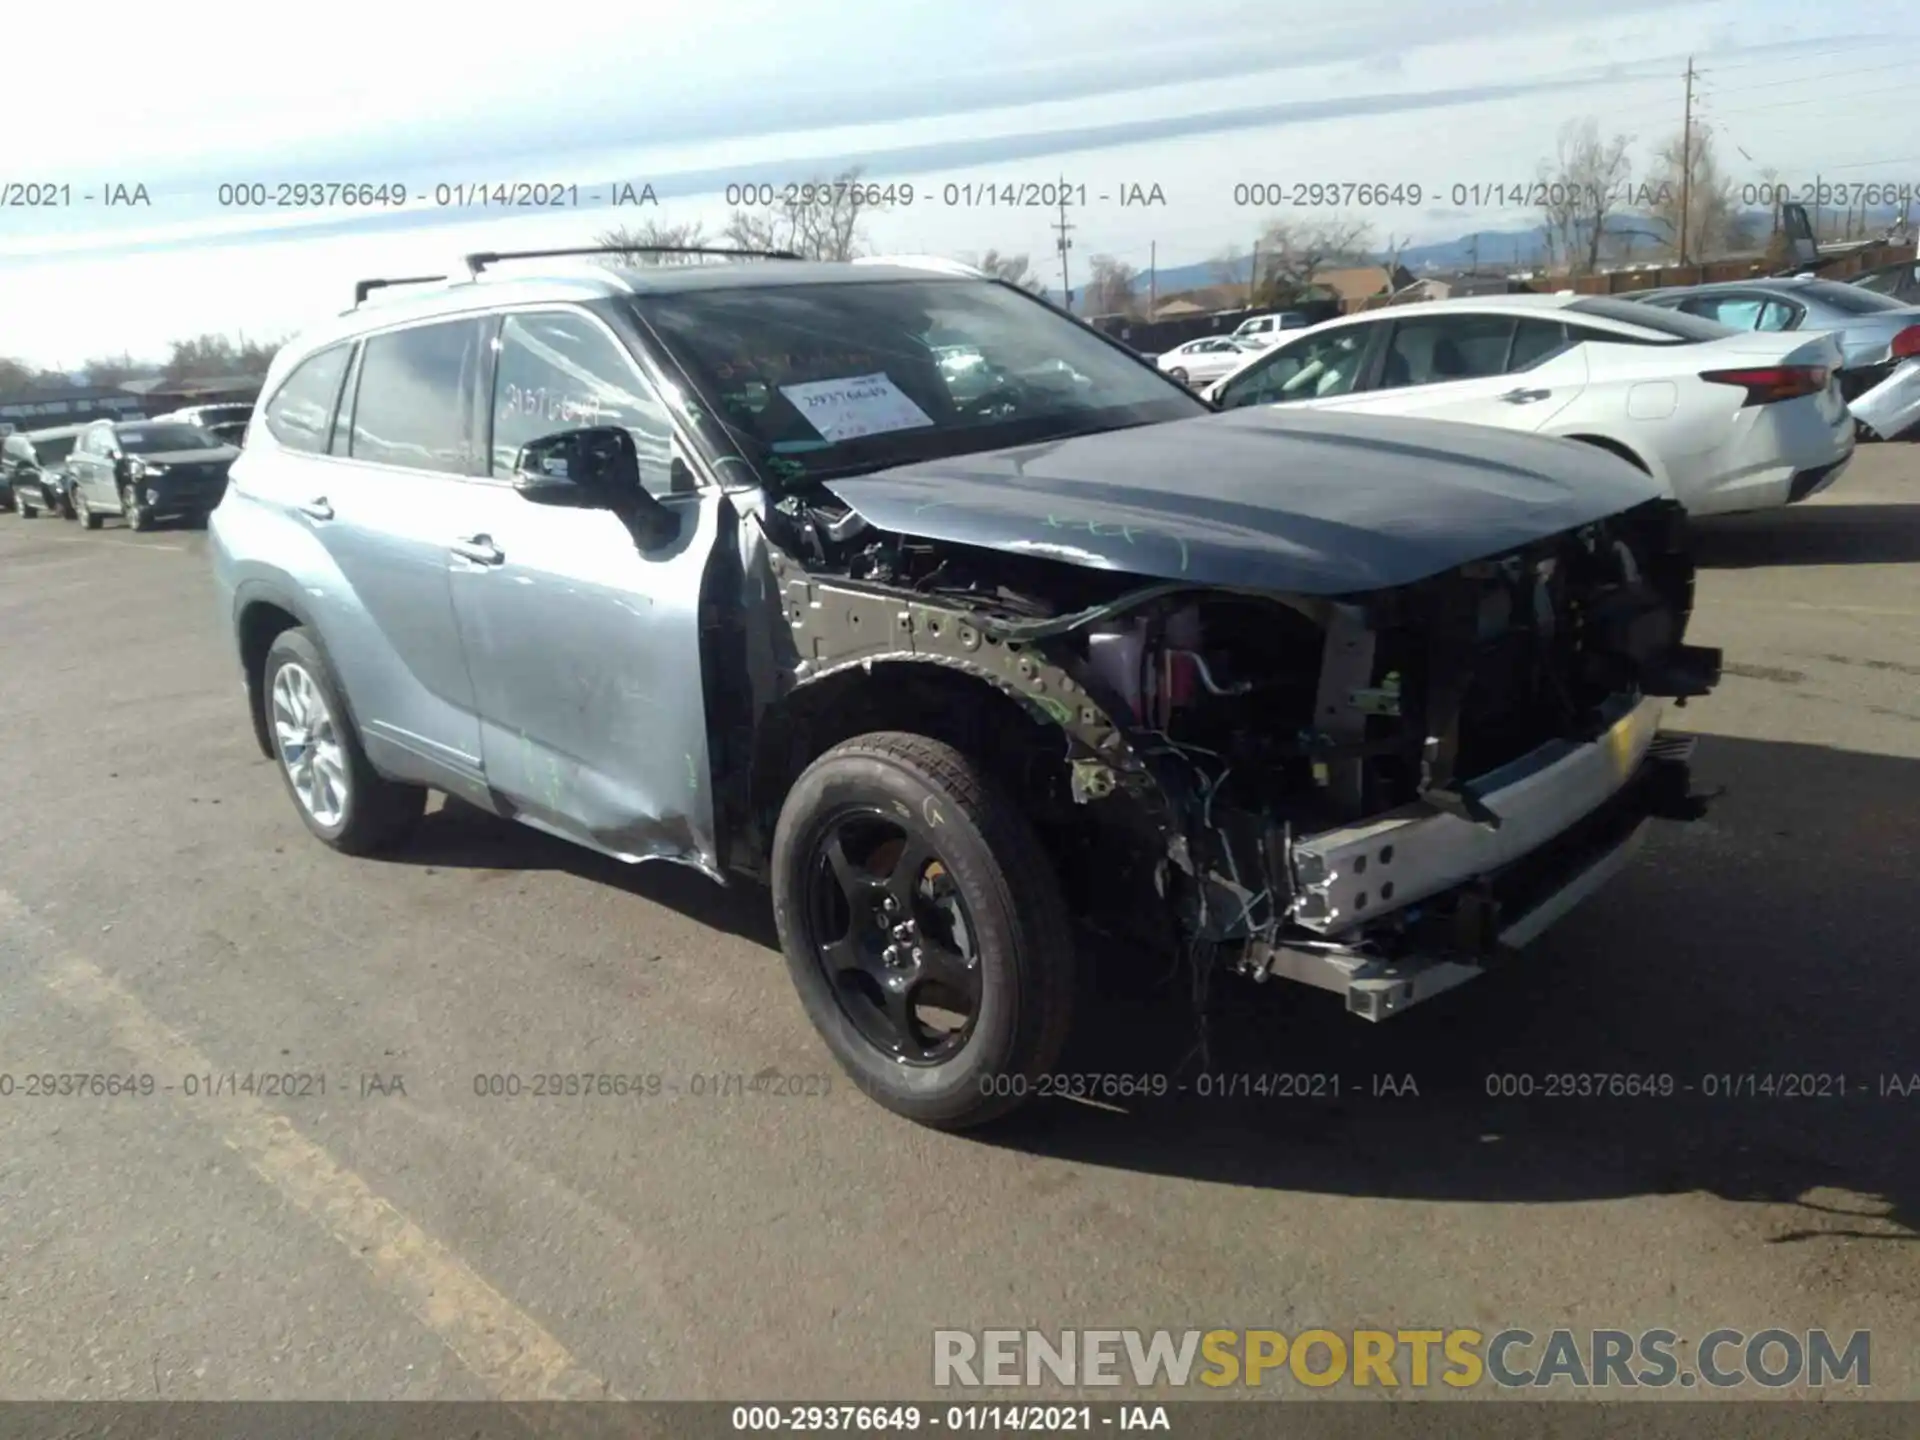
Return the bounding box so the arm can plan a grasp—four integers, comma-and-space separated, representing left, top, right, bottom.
1568, 296, 1735, 342
632, 278, 1205, 484
119, 423, 221, 454
26, 435, 78, 464
1799, 279, 1909, 315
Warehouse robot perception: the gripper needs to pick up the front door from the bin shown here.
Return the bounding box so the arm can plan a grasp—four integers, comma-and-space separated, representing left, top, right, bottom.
447, 307, 726, 873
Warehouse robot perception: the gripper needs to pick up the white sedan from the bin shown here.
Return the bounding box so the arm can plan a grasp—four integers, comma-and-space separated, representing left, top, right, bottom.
1203, 294, 1856, 516
1155, 336, 1259, 387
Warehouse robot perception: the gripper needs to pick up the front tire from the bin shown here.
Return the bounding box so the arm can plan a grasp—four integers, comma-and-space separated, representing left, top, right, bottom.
75, 490, 101, 529
16, 492, 35, 518
771, 732, 1076, 1130
121, 483, 152, 532
262, 627, 426, 855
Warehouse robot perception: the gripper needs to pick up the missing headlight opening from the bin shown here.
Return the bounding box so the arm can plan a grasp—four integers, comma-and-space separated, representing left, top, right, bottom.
753, 482, 1720, 1033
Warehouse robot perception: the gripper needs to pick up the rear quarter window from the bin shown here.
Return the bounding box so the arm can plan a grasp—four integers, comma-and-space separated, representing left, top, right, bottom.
264, 344, 352, 455
1565, 296, 1737, 343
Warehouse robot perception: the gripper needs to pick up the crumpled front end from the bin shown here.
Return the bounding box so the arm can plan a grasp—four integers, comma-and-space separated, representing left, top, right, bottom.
756, 477, 1721, 1020
1045, 496, 1722, 1018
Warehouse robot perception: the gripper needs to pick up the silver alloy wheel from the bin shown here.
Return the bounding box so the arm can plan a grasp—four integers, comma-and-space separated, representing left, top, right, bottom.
271, 661, 349, 828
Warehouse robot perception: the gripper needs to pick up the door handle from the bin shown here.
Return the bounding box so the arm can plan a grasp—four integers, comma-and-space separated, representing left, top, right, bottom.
450, 534, 505, 566
1500, 388, 1551, 404
297, 497, 334, 521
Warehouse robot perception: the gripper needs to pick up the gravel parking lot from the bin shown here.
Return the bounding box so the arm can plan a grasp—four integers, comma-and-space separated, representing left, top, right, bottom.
1, 445, 1916, 1405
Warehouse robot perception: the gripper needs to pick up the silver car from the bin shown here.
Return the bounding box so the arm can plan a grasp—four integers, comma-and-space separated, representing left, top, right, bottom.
1633, 277, 1920, 439
210, 248, 1719, 1129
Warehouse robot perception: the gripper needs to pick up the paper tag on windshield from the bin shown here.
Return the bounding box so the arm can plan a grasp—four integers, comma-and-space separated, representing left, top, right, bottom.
779, 373, 934, 443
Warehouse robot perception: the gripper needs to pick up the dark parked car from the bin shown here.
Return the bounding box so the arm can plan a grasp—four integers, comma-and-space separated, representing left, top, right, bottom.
1, 424, 87, 518
68, 419, 240, 531
153, 403, 256, 449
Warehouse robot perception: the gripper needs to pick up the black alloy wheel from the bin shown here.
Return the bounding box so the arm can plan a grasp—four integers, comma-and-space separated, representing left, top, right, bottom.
771, 731, 1076, 1129
803, 806, 984, 1066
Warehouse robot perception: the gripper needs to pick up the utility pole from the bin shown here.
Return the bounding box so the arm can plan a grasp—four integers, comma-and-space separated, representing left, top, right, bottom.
1247, 238, 1259, 307
1053, 183, 1075, 313
1677, 56, 1695, 265
1149, 241, 1157, 317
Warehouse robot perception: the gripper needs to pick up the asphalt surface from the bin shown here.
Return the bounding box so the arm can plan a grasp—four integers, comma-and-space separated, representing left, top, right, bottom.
0, 446, 1916, 1406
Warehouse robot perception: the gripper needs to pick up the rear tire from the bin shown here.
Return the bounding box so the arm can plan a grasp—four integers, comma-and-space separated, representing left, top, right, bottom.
771, 731, 1076, 1130
261, 627, 426, 855
75, 490, 101, 529
16, 493, 35, 518
1169, 367, 1189, 385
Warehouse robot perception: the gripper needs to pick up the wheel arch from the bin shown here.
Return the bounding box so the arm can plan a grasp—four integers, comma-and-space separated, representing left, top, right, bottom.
233, 582, 364, 763
749, 660, 1068, 861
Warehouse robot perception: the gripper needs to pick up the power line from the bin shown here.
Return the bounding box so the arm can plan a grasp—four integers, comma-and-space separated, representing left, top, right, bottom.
1698, 57, 1909, 96
1692, 38, 1891, 73
1709, 83, 1910, 119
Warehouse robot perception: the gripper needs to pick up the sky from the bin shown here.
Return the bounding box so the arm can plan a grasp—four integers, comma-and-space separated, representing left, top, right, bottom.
0, 0, 1915, 370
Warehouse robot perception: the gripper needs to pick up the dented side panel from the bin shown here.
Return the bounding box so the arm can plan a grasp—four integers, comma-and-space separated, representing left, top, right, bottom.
447, 482, 727, 877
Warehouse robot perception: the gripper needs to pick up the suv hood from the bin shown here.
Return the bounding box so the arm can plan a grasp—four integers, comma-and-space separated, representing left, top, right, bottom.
823, 407, 1667, 594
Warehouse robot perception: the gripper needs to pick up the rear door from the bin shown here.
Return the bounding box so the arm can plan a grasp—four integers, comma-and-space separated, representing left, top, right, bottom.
1322, 311, 1589, 430
446, 305, 726, 871
71, 424, 115, 507
271, 318, 492, 797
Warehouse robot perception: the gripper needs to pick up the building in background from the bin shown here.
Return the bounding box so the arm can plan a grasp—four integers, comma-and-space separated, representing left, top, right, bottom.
0, 385, 147, 435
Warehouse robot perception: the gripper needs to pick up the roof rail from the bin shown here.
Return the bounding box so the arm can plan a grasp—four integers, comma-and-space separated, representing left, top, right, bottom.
352, 274, 449, 306
852, 254, 985, 278
461, 244, 802, 278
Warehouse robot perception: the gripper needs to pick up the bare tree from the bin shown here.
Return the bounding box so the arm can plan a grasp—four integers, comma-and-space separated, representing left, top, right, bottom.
81, 352, 149, 388
970, 249, 1046, 292
720, 166, 893, 261
1535, 117, 1635, 275
1644, 124, 1738, 262
1251, 218, 1375, 307
1083, 255, 1141, 316
161, 333, 282, 383
0, 357, 70, 394
594, 216, 712, 265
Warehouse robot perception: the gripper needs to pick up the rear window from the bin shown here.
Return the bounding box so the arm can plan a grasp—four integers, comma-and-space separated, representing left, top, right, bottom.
118, 424, 220, 453
1797, 280, 1908, 315
26, 435, 78, 464
1566, 296, 1736, 342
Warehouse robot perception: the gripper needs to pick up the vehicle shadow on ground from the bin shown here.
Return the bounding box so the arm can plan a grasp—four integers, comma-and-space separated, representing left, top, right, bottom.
383, 796, 781, 950
989, 732, 1920, 1245
1692, 503, 1920, 568
380, 736, 1918, 1241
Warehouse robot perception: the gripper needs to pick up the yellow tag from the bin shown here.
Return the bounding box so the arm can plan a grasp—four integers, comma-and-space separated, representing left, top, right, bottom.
1606, 711, 1639, 778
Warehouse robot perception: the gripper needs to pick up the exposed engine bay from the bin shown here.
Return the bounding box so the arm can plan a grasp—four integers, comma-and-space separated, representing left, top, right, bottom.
755, 484, 1722, 1019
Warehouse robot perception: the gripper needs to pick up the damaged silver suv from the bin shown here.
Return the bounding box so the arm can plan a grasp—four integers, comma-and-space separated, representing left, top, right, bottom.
209, 247, 1721, 1128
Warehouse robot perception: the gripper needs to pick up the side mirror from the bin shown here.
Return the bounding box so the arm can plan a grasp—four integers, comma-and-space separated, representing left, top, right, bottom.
510, 426, 680, 550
